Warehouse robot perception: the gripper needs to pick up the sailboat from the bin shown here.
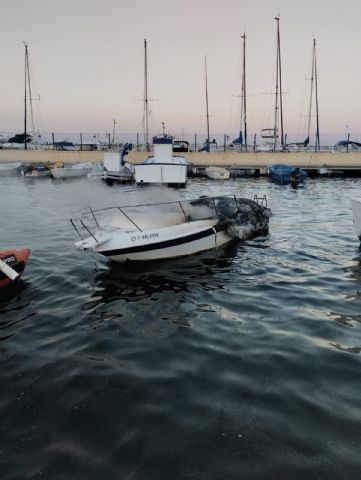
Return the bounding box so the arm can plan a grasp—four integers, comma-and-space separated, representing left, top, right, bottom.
133, 40, 188, 187
287, 38, 320, 152
261, 16, 284, 152
8, 43, 34, 148
199, 55, 217, 153
233, 33, 248, 151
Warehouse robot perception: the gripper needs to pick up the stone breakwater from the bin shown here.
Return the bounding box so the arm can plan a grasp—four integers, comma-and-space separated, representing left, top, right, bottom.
1, 149, 361, 170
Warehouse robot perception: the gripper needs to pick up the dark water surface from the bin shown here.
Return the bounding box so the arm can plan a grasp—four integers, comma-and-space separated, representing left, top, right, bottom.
1, 175, 361, 479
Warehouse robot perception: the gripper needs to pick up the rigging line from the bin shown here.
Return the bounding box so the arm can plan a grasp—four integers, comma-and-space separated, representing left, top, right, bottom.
241, 32, 248, 151
26, 46, 36, 146
314, 39, 320, 150
23, 42, 27, 149
205, 55, 210, 142
276, 16, 284, 149
144, 38, 149, 149
307, 39, 315, 138
273, 18, 279, 151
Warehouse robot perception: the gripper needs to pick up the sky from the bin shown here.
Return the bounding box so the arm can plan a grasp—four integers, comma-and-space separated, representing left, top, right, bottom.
1, 0, 361, 141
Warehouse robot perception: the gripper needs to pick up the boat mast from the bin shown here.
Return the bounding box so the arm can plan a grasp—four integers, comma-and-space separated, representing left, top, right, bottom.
314, 39, 320, 151
241, 33, 247, 151
23, 42, 28, 150
274, 16, 284, 150
204, 55, 210, 146
144, 38, 149, 151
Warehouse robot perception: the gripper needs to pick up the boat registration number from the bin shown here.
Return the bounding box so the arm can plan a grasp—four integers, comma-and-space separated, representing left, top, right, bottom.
131, 232, 160, 242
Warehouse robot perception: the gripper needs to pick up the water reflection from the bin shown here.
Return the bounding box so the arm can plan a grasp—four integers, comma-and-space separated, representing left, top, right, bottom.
0, 281, 31, 341
92, 242, 240, 302
81, 244, 240, 336
348, 256, 361, 284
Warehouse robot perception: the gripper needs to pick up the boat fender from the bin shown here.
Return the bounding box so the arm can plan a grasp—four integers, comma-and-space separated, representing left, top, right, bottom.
0, 258, 19, 281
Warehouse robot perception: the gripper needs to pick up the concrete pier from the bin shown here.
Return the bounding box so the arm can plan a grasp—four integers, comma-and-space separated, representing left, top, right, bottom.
1, 149, 361, 171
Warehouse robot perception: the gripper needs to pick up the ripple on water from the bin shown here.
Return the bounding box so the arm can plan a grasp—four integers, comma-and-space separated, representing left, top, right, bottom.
1, 176, 361, 478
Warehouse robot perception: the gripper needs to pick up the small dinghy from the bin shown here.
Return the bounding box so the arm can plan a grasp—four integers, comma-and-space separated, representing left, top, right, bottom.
205, 166, 230, 180
269, 164, 307, 184
70, 195, 271, 263
50, 163, 92, 178
0, 162, 22, 176
0, 248, 30, 288
21, 164, 51, 177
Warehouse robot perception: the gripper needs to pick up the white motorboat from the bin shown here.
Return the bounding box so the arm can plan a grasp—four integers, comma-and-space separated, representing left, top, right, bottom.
101, 143, 134, 184
134, 133, 187, 187
70, 194, 271, 263
21, 164, 51, 177
0, 162, 22, 176
50, 163, 92, 178
205, 166, 230, 180
351, 198, 361, 240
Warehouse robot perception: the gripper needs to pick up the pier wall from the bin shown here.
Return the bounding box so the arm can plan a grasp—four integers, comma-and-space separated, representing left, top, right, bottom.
2, 149, 361, 169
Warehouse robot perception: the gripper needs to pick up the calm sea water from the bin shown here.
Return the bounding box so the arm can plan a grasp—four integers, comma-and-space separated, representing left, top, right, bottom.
1, 174, 361, 479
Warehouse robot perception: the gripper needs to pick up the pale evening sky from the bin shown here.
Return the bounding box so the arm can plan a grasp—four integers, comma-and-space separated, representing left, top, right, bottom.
1, 0, 360, 141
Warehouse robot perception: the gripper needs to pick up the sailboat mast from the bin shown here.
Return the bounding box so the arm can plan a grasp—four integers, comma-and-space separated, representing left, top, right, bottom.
144, 38, 149, 150
241, 33, 247, 151
273, 18, 279, 151
205, 55, 210, 144
24, 43, 28, 150
307, 40, 315, 139
314, 39, 320, 151
26, 45, 36, 148
276, 16, 284, 150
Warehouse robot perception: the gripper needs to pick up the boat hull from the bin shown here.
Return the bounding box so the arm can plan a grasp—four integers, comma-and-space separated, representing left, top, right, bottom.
0, 162, 21, 176
134, 163, 187, 187
205, 166, 230, 180
77, 220, 233, 262
103, 229, 232, 262
269, 164, 307, 184
50, 165, 92, 178
0, 248, 30, 288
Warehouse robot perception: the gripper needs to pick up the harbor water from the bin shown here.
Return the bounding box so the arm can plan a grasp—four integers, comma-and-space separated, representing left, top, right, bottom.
1, 175, 361, 479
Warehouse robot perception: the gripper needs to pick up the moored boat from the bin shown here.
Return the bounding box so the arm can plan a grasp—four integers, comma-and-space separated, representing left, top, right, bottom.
50, 163, 92, 178
0, 162, 22, 176
101, 143, 134, 184
0, 248, 30, 288
21, 164, 51, 177
269, 164, 307, 184
70, 195, 271, 263
205, 166, 230, 180
134, 132, 187, 188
